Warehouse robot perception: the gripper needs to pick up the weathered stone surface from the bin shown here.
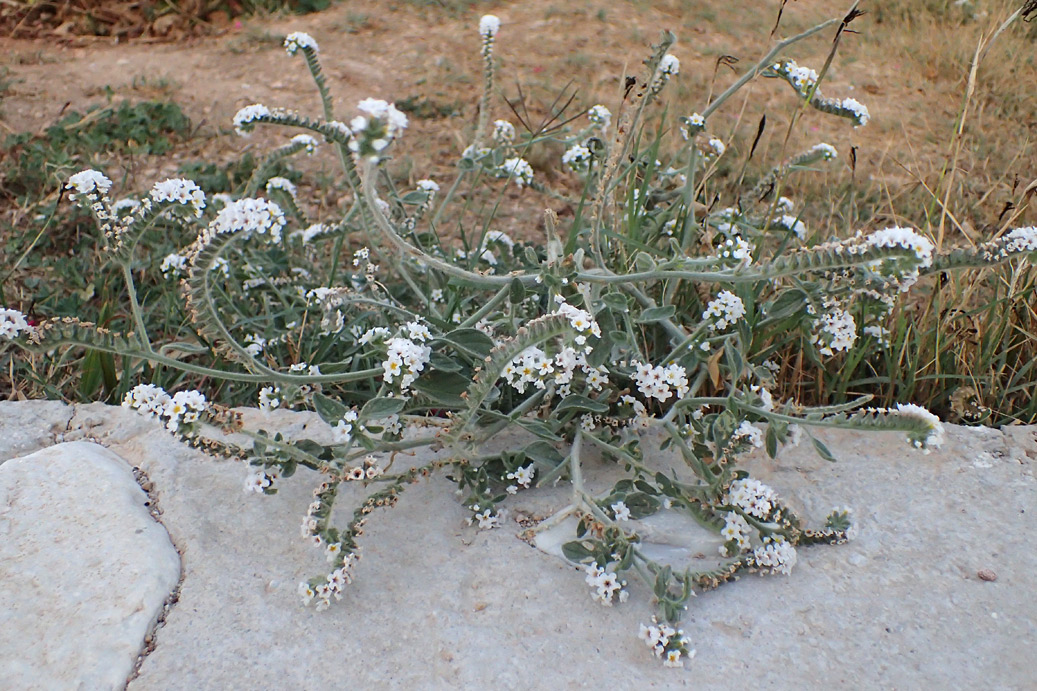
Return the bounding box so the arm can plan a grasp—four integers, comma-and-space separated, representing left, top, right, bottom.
2, 402, 1035, 689
0, 399, 73, 463
0, 441, 181, 690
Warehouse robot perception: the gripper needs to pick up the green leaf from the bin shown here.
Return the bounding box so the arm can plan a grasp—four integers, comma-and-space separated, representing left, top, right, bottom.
554, 395, 609, 415
79, 350, 103, 400
411, 370, 469, 407
601, 293, 628, 311
811, 435, 837, 462
513, 419, 563, 441
441, 328, 495, 359
635, 305, 676, 323
428, 352, 463, 373
623, 491, 661, 519
360, 397, 406, 420
562, 540, 593, 563
509, 278, 526, 304
765, 424, 778, 459
524, 440, 564, 466
633, 251, 656, 272
313, 392, 348, 425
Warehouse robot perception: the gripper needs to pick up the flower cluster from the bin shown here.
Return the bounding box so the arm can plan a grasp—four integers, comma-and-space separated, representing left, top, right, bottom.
562, 143, 592, 173
348, 98, 409, 162
893, 402, 944, 449
381, 323, 432, 391
492, 119, 515, 144
299, 553, 358, 612
160, 253, 187, 278
773, 59, 818, 90
773, 214, 806, 240
840, 97, 870, 127
210, 198, 287, 244
150, 178, 206, 217
702, 291, 746, 332
631, 361, 689, 402
66, 169, 112, 200
752, 535, 798, 575
587, 104, 611, 130
720, 512, 752, 554
333, 409, 364, 445
650, 53, 680, 93
233, 103, 271, 136
343, 456, 384, 482
638, 617, 694, 668
284, 31, 318, 56
812, 142, 838, 160
584, 562, 628, 606
500, 157, 533, 187
266, 177, 297, 197
723, 477, 777, 519
810, 304, 857, 357
731, 420, 764, 449
479, 13, 500, 39
258, 386, 282, 412
122, 383, 207, 435
555, 299, 601, 347
0, 308, 32, 340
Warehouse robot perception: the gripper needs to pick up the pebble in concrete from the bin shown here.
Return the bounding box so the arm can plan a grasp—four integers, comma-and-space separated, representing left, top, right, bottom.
0, 441, 181, 690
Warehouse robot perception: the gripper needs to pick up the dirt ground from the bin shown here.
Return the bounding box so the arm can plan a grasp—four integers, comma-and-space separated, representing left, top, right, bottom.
1, 0, 1035, 236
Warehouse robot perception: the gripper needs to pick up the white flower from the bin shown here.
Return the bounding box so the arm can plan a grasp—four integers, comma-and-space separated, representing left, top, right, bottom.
703, 290, 746, 332
840, 97, 870, 127
724, 477, 777, 519
733, 420, 764, 449
812, 143, 838, 160
160, 253, 187, 278
752, 535, 798, 575
893, 402, 944, 449
291, 133, 318, 154
500, 157, 533, 187
265, 176, 297, 197
506, 464, 536, 488
258, 386, 281, 412
0, 308, 31, 340
244, 471, 273, 494
587, 104, 611, 130
209, 198, 286, 244
150, 178, 206, 217
233, 104, 271, 136
479, 14, 500, 38
474, 508, 500, 529
356, 98, 409, 135
865, 226, 934, 269
611, 501, 631, 521
66, 169, 112, 199
658, 54, 680, 77
284, 31, 318, 55
775, 214, 806, 240
811, 306, 856, 357
492, 119, 516, 143
417, 178, 440, 193
562, 144, 592, 173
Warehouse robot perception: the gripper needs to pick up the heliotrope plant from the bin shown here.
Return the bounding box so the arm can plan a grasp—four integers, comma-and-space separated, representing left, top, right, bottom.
4, 8, 1037, 668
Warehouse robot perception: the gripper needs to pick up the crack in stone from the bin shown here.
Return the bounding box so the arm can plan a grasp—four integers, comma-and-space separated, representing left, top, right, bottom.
124, 463, 185, 688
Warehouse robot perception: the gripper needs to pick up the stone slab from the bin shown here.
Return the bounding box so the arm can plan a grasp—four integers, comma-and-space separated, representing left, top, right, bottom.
2, 402, 1035, 689
0, 441, 182, 690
